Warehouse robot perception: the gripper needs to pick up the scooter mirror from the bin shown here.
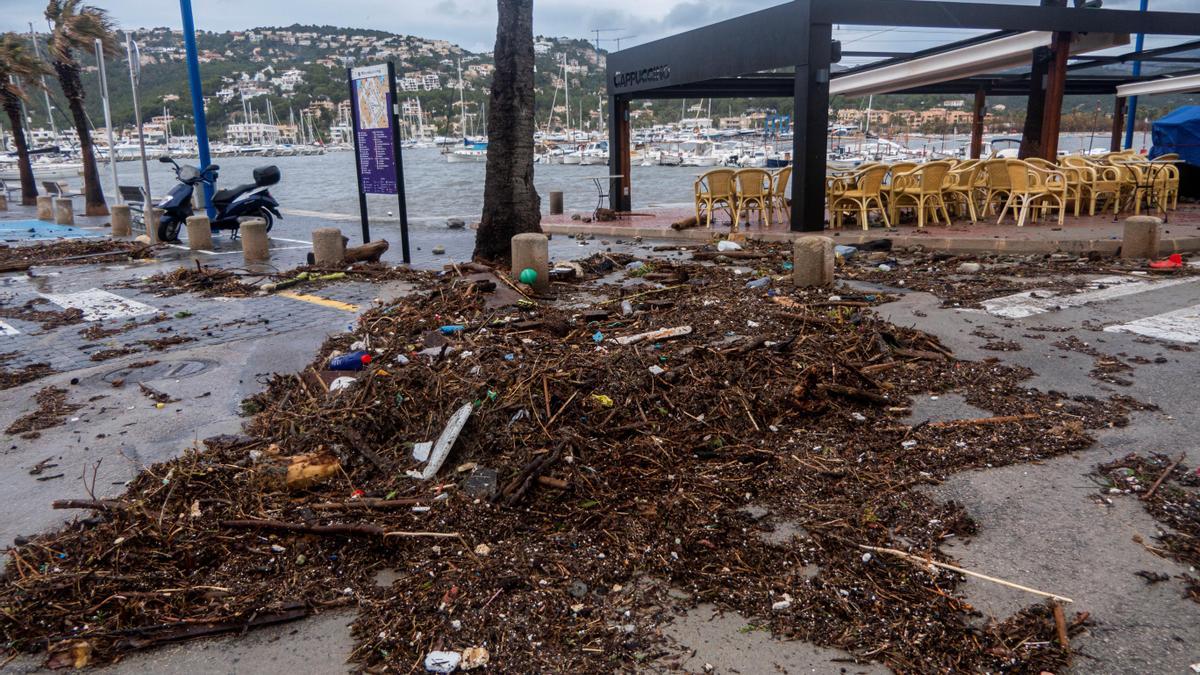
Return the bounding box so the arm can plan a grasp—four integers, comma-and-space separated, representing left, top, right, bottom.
157, 155, 173, 163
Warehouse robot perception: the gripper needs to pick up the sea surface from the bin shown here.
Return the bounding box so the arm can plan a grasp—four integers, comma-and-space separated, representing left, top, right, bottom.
91, 131, 1133, 265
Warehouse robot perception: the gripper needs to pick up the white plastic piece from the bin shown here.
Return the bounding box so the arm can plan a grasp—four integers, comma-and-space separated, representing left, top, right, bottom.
407, 403, 473, 480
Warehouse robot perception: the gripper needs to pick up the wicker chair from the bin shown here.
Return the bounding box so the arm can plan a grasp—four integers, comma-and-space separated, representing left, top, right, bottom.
980, 159, 1012, 217
1062, 156, 1121, 216
769, 166, 791, 224
733, 168, 773, 229
827, 164, 890, 230
942, 161, 982, 223
694, 169, 736, 228
888, 161, 953, 228
999, 159, 1066, 227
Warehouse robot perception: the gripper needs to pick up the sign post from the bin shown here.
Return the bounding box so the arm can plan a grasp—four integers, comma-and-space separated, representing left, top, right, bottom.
348, 62, 411, 263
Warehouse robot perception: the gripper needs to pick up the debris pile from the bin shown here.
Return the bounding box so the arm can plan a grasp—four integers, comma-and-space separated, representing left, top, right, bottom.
0, 260, 1147, 671
5, 386, 81, 438
0, 240, 153, 273
840, 249, 1200, 308
1097, 452, 1200, 603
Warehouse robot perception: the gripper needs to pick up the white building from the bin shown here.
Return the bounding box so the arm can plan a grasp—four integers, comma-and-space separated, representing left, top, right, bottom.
422, 73, 440, 90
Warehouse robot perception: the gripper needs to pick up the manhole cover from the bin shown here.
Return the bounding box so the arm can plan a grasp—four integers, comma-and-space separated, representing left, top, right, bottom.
102, 359, 215, 384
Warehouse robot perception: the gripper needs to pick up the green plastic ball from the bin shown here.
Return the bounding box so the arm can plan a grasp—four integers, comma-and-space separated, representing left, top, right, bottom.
519, 267, 538, 284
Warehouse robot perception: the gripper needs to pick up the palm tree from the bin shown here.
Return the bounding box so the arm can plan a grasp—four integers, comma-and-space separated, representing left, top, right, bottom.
44, 0, 117, 216
0, 33, 51, 206
473, 0, 541, 263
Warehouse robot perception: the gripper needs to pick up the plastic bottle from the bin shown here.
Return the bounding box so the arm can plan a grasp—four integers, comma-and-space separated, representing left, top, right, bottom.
329, 350, 372, 371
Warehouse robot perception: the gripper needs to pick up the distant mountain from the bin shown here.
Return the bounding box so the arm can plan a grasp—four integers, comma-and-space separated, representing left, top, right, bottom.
23, 25, 610, 141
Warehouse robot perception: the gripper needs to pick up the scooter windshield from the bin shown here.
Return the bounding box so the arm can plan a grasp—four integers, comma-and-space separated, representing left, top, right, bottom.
179, 166, 201, 182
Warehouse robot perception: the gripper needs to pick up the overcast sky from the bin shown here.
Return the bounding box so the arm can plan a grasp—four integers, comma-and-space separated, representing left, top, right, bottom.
0, 0, 1193, 54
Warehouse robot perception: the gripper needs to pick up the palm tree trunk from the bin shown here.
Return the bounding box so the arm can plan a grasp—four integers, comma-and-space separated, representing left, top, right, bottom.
2, 95, 38, 206
53, 59, 108, 216
473, 0, 540, 264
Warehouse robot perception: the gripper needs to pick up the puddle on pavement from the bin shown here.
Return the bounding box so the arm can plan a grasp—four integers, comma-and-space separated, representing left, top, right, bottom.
903, 392, 991, 425
661, 602, 890, 674
373, 567, 402, 588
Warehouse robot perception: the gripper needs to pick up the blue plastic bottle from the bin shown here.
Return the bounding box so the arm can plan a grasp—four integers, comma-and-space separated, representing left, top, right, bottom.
329, 350, 372, 371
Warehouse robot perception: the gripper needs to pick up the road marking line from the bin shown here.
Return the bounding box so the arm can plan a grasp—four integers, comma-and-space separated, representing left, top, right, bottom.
41, 288, 158, 321
979, 275, 1199, 319
1104, 303, 1200, 343
0, 320, 19, 336
276, 291, 359, 312
165, 244, 310, 256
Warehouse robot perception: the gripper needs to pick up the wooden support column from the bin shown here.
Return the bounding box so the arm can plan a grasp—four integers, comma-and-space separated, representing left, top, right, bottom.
1039, 31, 1070, 160
791, 18, 832, 232
608, 96, 631, 212
1110, 96, 1126, 152
970, 87, 986, 159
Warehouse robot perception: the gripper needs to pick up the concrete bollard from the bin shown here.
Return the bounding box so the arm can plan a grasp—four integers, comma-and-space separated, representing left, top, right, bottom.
146, 207, 164, 244
36, 195, 53, 221
0, 193, 7, 211
549, 191, 564, 216
311, 227, 346, 266
511, 232, 550, 293
110, 204, 132, 237
792, 236, 835, 288
54, 198, 74, 226
1122, 215, 1161, 259
241, 218, 269, 263
185, 215, 213, 251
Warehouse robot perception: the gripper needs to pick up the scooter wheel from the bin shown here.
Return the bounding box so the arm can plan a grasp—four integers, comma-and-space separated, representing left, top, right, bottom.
158, 219, 182, 243
254, 207, 275, 233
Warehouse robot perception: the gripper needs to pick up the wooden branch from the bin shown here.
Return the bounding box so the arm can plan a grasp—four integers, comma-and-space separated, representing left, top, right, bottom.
1142, 452, 1186, 501
219, 519, 385, 537
859, 544, 1073, 603
927, 414, 1038, 429
309, 498, 428, 511
52, 499, 126, 512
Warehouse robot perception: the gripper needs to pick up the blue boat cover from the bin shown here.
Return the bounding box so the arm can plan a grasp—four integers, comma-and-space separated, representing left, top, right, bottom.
1150, 106, 1200, 165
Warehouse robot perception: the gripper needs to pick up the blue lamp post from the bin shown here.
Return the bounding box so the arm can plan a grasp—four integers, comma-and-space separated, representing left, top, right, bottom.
1123, 0, 1149, 151
180, 0, 214, 218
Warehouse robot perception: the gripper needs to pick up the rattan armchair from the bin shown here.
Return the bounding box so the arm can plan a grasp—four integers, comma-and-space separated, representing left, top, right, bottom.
733, 168, 773, 229
694, 169, 736, 228
999, 159, 1066, 227
827, 164, 890, 230
888, 161, 953, 228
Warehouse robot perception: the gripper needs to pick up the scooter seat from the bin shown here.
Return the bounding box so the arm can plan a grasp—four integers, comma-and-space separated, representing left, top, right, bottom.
212, 183, 257, 207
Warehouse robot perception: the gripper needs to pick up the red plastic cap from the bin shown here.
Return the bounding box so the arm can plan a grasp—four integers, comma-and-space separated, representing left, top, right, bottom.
361, 354, 373, 364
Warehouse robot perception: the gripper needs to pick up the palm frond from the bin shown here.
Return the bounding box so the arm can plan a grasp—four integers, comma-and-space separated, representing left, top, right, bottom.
44, 0, 117, 64
0, 33, 51, 102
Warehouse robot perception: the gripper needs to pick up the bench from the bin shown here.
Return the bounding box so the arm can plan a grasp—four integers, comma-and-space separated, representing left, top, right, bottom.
41, 181, 84, 199
118, 185, 150, 226
0, 178, 17, 199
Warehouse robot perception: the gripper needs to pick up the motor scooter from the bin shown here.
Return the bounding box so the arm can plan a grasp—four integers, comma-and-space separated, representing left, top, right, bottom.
155, 156, 282, 243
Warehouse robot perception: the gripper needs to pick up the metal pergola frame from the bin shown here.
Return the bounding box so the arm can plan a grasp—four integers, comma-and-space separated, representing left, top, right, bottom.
605, 0, 1200, 232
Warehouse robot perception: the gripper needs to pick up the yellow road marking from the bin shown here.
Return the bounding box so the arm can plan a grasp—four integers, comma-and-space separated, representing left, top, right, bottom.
276, 291, 360, 312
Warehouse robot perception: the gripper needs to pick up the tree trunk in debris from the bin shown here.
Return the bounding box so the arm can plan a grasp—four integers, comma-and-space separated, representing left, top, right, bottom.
53, 56, 108, 215
2, 94, 39, 205
473, 0, 541, 264
1018, 0, 1066, 159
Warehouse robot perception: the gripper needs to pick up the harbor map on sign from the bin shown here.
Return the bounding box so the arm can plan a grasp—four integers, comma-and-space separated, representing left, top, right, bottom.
350, 64, 397, 195
355, 73, 389, 130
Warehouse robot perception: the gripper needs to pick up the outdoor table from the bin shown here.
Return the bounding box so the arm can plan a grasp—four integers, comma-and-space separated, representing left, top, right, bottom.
588, 175, 622, 219
1112, 159, 1181, 223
